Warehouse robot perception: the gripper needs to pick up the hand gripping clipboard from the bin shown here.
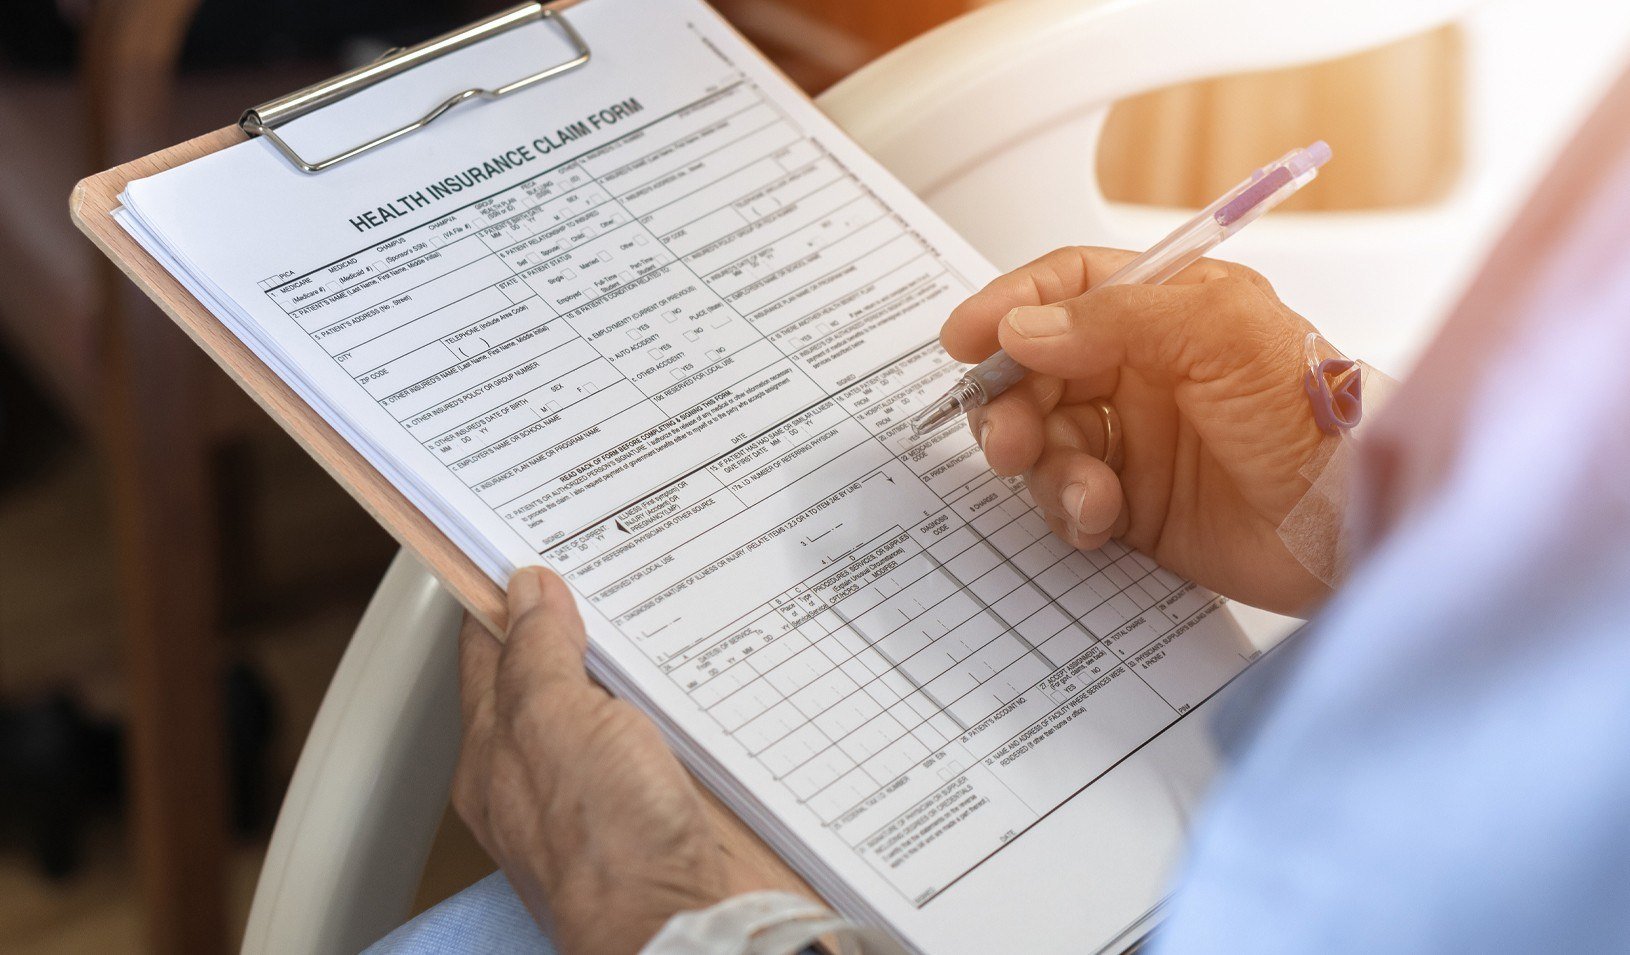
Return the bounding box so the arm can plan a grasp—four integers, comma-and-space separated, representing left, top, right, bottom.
70, 0, 815, 901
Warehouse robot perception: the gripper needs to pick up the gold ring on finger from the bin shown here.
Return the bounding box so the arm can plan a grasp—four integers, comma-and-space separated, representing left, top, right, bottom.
1090, 398, 1124, 473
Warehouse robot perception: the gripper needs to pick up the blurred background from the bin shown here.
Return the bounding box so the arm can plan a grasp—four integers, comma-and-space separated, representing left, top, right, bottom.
0, 0, 1457, 951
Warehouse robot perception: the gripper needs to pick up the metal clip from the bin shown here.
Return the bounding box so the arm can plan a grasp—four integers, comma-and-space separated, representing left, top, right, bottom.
240, 3, 590, 174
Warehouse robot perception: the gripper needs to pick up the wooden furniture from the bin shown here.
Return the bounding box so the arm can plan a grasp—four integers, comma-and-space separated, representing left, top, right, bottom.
1098, 25, 1464, 211
80, 8, 231, 953
713, 0, 979, 90
0, 3, 234, 952
88, 4, 230, 951
0, 2, 330, 951
713, 0, 1467, 214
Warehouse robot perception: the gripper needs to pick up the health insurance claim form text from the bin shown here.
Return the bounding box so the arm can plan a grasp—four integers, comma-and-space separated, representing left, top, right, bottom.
117, 0, 1260, 949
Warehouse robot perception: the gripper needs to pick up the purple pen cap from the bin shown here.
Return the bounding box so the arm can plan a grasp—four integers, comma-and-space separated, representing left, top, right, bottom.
1289, 139, 1333, 177
1216, 140, 1332, 227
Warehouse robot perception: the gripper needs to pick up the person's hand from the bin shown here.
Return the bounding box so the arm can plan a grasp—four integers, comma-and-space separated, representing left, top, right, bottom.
454, 568, 762, 954
942, 247, 1330, 614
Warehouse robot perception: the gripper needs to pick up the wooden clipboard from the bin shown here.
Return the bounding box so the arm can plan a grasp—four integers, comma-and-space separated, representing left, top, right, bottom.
70, 0, 817, 902
71, 126, 508, 630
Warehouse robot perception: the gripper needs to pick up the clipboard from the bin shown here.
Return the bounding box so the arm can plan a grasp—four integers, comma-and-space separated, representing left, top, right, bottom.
70, 0, 815, 900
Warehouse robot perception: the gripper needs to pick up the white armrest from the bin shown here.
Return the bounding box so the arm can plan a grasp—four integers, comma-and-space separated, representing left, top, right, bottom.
242, 551, 465, 955
820, 0, 1480, 196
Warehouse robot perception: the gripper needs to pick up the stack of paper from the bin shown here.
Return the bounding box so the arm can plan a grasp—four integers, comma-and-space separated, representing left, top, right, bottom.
113, 0, 1263, 950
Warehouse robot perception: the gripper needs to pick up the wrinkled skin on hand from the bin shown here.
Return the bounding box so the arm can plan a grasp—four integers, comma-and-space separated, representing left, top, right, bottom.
941, 247, 1331, 614
454, 568, 773, 955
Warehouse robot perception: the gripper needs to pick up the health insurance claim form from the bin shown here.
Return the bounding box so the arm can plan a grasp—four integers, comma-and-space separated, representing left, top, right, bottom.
116, 0, 1262, 949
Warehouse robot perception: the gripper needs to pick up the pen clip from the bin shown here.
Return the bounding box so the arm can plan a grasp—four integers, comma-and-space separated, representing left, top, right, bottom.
1198, 169, 1266, 220
1214, 141, 1332, 230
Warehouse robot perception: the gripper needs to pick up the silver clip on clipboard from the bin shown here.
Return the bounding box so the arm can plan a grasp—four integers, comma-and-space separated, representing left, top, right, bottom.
240, 2, 591, 173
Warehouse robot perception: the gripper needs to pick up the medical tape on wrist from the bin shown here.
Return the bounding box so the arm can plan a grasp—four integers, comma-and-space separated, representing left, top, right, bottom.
641, 891, 904, 955
1277, 350, 1397, 586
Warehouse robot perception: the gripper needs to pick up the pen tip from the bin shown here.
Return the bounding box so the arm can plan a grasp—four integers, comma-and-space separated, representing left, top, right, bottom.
909, 397, 961, 436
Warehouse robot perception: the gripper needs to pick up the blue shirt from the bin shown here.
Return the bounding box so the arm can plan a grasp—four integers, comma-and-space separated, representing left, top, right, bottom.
1154, 71, 1630, 954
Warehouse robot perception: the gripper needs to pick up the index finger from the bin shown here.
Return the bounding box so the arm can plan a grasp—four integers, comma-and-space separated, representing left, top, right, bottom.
941, 247, 1140, 363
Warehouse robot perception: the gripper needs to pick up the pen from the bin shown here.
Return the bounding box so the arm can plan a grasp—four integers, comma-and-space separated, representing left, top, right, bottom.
909, 140, 1333, 436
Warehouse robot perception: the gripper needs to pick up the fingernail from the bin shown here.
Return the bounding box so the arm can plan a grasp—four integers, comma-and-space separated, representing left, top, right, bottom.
978, 420, 992, 449
1062, 482, 1089, 524
510, 567, 545, 613
1006, 305, 1071, 339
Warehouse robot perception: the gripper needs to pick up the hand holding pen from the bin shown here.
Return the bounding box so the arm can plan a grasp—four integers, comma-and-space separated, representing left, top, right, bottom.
912, 141, 1332, 435
930, 142, 1343, 615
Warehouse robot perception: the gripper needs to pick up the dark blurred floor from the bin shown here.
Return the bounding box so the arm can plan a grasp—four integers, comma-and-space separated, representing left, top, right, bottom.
0, 382, 492, 951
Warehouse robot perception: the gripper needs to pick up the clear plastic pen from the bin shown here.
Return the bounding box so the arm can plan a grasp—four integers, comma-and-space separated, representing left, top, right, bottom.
909, 140, 1333, 436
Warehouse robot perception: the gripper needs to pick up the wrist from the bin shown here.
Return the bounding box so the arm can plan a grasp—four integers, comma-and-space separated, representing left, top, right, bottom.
641, 892, 899, 955
552, 861, 728, 955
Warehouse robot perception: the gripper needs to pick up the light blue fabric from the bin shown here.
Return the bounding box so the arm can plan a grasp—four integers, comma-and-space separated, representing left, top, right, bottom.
366, 872, 554, 954
1152, 146, 1630, 950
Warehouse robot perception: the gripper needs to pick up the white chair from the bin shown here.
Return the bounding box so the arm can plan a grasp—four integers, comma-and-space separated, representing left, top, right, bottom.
242, 1, 1630, 951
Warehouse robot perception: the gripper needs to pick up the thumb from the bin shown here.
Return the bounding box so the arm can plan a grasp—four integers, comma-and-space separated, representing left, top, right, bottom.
996, 276, 1281, 385
498, 566, 595, 693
